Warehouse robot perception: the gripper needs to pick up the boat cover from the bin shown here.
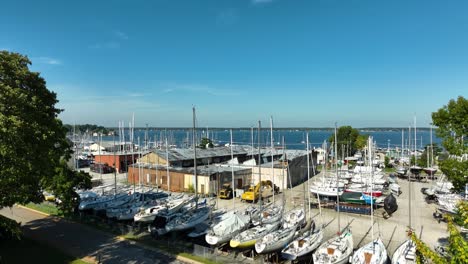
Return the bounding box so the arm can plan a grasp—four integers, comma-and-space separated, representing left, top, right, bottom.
212, 212, 250, 235
384, 194, 398, 215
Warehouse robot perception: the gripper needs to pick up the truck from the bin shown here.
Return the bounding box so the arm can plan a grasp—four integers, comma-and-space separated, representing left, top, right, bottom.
240, 180, 279, 203
218, 183, 233, 199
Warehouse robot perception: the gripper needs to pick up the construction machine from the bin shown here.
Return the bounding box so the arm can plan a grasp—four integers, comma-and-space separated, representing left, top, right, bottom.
218, 183, 233, 199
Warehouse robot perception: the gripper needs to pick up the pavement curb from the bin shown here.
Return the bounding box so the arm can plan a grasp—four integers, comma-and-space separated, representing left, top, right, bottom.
16, 204, 51, 217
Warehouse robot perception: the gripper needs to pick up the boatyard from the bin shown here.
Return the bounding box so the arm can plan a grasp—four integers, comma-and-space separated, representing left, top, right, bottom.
2, 4, 468, 262
51, 159, 449, 264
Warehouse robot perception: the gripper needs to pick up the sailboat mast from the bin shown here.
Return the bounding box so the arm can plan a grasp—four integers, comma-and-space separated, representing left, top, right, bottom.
230, 129, 235, 210
113, 132, 117, 196
430, 124, 434, 168
335, 123, 340, 233
270, 116, 275, 204
193, 107, 198, 199
166, 133, 170, 192
251, 127, 254, 161
306, 132, 311, 220
258, 121, 262, 210
368, 136, 374, 242
414, 116, 417, 167
401, 129, 404, 159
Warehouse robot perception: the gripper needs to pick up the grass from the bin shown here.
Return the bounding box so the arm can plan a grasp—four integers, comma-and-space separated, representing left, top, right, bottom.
0, 237, 89, 264
25, 202, 62, 216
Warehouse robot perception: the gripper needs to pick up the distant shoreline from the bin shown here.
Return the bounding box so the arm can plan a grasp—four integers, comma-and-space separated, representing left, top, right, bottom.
98, 127, 434, 131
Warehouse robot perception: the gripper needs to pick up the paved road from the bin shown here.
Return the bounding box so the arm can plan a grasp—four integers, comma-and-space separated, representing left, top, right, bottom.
0, 206, 184, 264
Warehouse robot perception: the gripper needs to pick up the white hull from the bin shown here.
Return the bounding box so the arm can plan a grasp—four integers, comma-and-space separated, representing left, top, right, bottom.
391, 239, 416, 264
351, 238, 388, 264
166, 206, 211, 232
313, 230, 353, 264
255, 225, 297, 254
282, 228, 324, 260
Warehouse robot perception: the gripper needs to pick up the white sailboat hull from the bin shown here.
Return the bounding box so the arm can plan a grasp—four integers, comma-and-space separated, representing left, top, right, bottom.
392, 240, 416, 264
351, 238, 388, 264
313, 231, 353, 264
281, 228, 324, 260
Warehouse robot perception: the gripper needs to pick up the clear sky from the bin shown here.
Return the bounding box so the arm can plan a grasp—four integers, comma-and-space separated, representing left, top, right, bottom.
1, 0, 467, 127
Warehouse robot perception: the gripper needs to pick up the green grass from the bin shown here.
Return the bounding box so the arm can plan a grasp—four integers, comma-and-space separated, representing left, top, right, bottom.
25, 202, 62, 216
0, 237, 89, 264
384, 167, 396, 173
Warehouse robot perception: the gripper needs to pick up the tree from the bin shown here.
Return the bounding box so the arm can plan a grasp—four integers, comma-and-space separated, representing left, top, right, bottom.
199, 137, 214, 149
0, 51, 91, 215
328, 126, 368, 156
432, 96, 468, 192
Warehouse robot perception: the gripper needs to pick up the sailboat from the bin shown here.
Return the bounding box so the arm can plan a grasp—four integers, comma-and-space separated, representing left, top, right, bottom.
351, 238, 387, 264
283, 208, 305, 229
205, 211, 251, 246
133, 195, 189, 223
282, 133, 324, 260
392, 119, 417, 264
351, 137, 388, 264
254, 223, 298, 254
409, 118, 422, 177
313, 124, 354, 264
312, 229, 354, 264
310, 141, 345, 197
423, 125, 437, 177
281, 224, 323, 260
229, 220, 281, 248
254, 134, 298, 254
391, 239, 416, 264
165, 205, 211, 232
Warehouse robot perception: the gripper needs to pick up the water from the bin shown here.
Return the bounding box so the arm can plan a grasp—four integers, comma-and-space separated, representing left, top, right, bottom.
97, 128, 441, 150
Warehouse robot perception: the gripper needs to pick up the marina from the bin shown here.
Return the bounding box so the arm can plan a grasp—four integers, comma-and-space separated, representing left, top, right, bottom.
65, 160, 452, 263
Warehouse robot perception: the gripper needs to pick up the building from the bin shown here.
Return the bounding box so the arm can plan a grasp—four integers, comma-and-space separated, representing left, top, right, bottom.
136, 145, 255, 167
128, 147, 317, 194
249, 149, 318, 190
89, 141, 134, 154
127, 164, 251, 195
93, 152, 140, 173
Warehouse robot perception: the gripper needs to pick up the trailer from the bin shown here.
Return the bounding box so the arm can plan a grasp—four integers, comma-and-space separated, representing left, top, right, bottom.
335, 203, 371, 215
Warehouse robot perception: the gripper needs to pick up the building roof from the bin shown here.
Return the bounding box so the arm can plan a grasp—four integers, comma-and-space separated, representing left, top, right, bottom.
152, 145, 252, 161
130, 163, 251, 176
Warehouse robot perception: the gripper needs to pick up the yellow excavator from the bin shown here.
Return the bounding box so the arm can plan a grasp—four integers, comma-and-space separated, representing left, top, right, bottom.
241, 180, 279, 203
218, 183, 233, 199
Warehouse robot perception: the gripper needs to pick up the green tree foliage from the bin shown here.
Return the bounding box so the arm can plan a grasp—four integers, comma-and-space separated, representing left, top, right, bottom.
411, 231, 445, 264
328, 126, 369, 156
199, 137, 214, 149
432, 96, 468, 192
0, 215, 21, 240
432, 96, 468, 156
384, 156, 390, 168
42, 161, 91, 214
418, 144, 442, 168
0, 51, 91, 216
454, 200, 468, 229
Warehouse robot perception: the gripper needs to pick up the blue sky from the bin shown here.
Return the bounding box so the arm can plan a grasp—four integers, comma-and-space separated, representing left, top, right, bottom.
1, 0, 467, 127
